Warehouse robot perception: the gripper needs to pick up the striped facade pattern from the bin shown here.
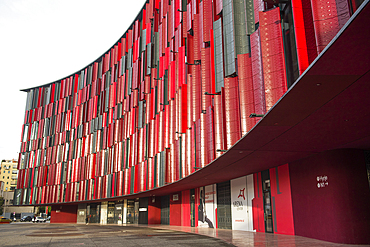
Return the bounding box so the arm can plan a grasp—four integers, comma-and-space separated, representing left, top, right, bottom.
16, 0, 356, 206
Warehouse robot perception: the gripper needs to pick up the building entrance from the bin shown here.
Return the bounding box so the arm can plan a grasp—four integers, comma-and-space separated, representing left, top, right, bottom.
217, 181, 232, 229
126, 199, 135, 224
107, 202, 115, 224
161, 195, 170, 225
89, 203, 100, 223
261, 170, 273, 233
190, 189, 195, 227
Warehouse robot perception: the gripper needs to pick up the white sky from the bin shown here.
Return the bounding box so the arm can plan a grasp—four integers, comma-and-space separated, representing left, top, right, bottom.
0, 0, 146, 161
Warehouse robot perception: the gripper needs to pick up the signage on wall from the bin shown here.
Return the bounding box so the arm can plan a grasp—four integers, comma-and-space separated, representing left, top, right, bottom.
173, 194, 179, 201
317, 175, 329, 188
232, 188, 246, 211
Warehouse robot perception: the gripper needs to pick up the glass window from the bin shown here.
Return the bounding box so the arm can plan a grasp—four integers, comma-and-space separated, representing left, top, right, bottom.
7, 182, 8, 184
8, 171, 10, 173
7, 176, 9, 179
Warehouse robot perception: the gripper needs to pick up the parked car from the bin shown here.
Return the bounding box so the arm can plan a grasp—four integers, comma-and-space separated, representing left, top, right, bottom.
20, 216, 33, 222
0, 217, 12, 223
32, 216, 47, 223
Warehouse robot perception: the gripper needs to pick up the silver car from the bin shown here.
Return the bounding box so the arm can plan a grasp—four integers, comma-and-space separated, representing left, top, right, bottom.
32, 216, 47, 223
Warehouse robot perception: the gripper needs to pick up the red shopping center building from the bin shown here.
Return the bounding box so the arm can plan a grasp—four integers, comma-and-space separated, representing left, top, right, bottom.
16, 0, 370, 244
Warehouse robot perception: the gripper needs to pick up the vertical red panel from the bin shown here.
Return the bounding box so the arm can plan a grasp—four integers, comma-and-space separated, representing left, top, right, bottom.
238, 54, 256, 135
253, 0, 264, 24
181, 190, 191, 226
269, 164, 295, 235
170, 192, 182, 225
213, 94, 225, 158
215, 0, 223, 15
310, 0, 350, 53
193, 14, 201, 61
252, 172, 265, 232
291, 0, 317, 74
259, 8, 288, 111
250, 30, 266, 116
224, 77, 241, 148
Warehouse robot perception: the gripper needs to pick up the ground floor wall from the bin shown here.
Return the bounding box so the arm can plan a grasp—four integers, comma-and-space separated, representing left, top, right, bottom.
46, 148, 370, 244
50, 204, 77, 223
289, 149, 370, 244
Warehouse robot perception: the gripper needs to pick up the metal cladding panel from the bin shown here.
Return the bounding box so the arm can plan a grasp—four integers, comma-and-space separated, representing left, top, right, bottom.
169, 100, 176, 145
187, 3, 193, 31
205, 105, 215, 164
259, 8, 288, 111
200, 113, 208, 168
147, 158, 153, 190
213, 95, 224, 158
253, 0, 263, 24
181, 84, 188, 133
291, 0, 317, 74
193, 14, 201, 61
201, 48, 212, 111
222, 0, 237, 76
124, 167, 130, 195
224, 77, 241, 149
215, 0, 223, 14
164, 105, 170, 149
310, 0, 350, 53
250, 30, 266, 115
233, 0, 250, 55
158, 111, 164, 152
213, 19, 225, 92
238, 54, 256, 135
202, 0, 213, 42
187, 73, 193, 128
192, 121, 199, 171
192, 65, 202, 123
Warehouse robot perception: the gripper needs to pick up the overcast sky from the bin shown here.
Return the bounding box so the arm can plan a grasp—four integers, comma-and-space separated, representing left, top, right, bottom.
0, 0, 146, 161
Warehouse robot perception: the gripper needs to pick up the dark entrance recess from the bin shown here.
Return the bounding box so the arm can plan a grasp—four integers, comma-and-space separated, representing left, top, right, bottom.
161, 195, 170, 225
217, 181, 232, 229
261, 170, 273, 233
138, 197, 148, 224
190, 189, 195, 227
88, 203, 100, 224
107, 202, 115, 224
126, 199, 135, 224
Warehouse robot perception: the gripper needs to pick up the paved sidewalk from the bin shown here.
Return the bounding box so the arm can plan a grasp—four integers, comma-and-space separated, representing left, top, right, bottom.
141, 224, 369, 247
1, 223, 368, 246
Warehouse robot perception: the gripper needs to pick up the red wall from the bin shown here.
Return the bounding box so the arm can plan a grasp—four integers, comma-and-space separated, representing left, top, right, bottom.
170, 192, 182, 226
148, 196, 161, 224
181, 190, 191, 226
50, 204, 77, 223
289, 149, 370, 244
252, 172, 264, 232
269, 164, 295, 235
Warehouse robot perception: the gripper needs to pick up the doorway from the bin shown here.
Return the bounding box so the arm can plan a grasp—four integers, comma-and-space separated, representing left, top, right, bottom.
190, 189, 195, 227
261, 170, 273, 233
217, 181, 232, 229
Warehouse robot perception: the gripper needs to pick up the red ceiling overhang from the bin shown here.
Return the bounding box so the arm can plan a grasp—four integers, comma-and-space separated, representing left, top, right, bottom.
44, 1, 370, 205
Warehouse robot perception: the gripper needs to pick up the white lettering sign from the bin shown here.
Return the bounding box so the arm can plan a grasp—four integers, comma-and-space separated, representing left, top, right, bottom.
317, 175, 329, 188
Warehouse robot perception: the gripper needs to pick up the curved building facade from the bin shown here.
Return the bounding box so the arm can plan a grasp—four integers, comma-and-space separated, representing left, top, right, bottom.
16, 0, 370, 244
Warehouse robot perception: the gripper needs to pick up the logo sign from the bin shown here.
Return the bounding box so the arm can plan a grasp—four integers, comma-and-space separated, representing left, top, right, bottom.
173, 194, 179, 201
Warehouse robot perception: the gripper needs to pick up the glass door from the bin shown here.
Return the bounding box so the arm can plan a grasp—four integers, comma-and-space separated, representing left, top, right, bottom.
261, 170, 273, 233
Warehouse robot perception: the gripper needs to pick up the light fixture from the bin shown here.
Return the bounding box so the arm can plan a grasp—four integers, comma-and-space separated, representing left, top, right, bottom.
204, 92, 221, 96
216, 149, 227, 152
186, 60, 201, 65
194, 167, 202, 170
249, 113, 265, 118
